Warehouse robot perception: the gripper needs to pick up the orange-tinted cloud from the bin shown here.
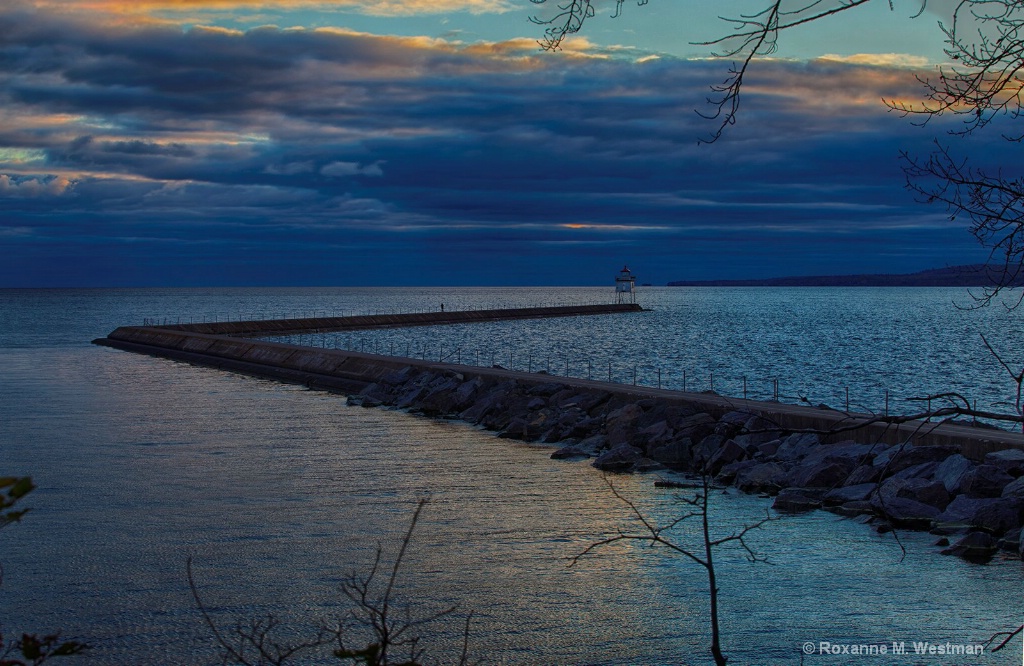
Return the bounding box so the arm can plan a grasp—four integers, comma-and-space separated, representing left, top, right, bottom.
28, 0, 514, 16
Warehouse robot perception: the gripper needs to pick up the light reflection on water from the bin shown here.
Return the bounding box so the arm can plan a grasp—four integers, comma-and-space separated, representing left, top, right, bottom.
1, 287, 1023, 664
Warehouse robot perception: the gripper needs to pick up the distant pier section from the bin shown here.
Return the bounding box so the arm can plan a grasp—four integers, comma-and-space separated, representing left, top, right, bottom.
153, 303, 644, 337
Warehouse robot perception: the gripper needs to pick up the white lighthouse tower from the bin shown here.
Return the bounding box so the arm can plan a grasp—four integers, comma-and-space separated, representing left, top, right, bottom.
615, 265, 636, 304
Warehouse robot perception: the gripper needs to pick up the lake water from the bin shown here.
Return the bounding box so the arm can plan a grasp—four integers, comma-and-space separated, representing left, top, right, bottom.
1, 287, 1022, 665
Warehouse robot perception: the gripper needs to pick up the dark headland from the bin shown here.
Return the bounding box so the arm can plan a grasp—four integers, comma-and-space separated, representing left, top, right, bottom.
668, 264, 1023, 287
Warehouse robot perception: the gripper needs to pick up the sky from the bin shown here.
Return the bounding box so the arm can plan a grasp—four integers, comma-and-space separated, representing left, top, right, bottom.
0, 0, 1008, 286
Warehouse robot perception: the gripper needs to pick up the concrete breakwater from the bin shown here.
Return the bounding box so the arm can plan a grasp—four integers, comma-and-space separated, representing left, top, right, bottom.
153, 303, 644, 337
346, 362, 1024, 562
94, 306, 1024, 562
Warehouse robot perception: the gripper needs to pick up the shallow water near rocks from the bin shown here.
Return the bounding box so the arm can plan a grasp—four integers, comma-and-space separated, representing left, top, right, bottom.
1, 287, 1022, 664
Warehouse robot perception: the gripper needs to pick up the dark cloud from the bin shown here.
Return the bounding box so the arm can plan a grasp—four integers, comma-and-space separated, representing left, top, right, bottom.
0, 5, 995, 286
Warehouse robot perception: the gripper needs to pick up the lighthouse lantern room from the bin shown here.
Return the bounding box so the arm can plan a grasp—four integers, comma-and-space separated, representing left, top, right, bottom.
615, 265, 636, 304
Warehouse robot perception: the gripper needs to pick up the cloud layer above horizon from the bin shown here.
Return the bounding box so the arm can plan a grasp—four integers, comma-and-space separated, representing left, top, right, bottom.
0, 0, 1000, 286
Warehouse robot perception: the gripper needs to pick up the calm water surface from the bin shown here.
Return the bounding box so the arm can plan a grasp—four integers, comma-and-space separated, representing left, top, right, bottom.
1, 288, 1022, 665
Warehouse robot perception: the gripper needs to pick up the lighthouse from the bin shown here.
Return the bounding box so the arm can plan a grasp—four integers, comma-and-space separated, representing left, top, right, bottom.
615, 265, 636, 304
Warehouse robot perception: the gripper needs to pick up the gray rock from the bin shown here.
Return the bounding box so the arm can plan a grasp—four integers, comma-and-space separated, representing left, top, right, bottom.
633, 457, 667, 473
733, 429, 781, 451
755, 439, 781, 459
997, 526, 1021, 553
450, 377, 485, 412
933, 454, 974, 494
1002, 476, 1024, 498
606, 404, 647, 447
899, 479, 950, 510
984, 448, 1024, 476
876, 497, 940, 529
551, 445, 591, 460
844, 464, 881, 485
973, 498, 1024, 535
692, 434, 728, 470
940, 531, 998, 562
791, 461, 851, 489
575, 434, 608, 455
592, 444, 645, 472
639, 419, 671, 442
734, 462, 790, 494
774, 433, 820, 461
558, 391, 611, 414
960, 465, 1015, 498
831, 500, 873, 517
823, 483, 877, 505
395, 384, 430, 410
673, 413, 717, 441
717, 459, 757, 483
933, 495, 1024, 535
873, 444, 957, 477
799, 441, 876, 469
707, 439, 747, 474
381, 365, 416, 385
526, 396, 547, 410
772, 488, 822, 513
649, 438, 693, 469
892, 461, 939, 480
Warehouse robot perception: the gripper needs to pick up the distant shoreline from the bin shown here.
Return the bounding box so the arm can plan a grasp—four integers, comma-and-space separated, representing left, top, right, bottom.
667, 264, 1021, 288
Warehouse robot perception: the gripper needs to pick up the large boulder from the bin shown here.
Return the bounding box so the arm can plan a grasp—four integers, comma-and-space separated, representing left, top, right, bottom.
605, 403, 645, 446
673, 412, 717, 443
873, 444, 957, 477
734, 462, 790, 494
799, 441, 876, 469
933, 495, 1024, 536
772, 488, 822, 513
891, 461, 939, 481
707, 439, 747, 475
960, 465, 1015, 498
592, 444, 645, 472
876, 497, 941, 529
717, 459, 757, 484
692, 434, 729, 470
844, 464, 881, 485
649, 437, 694, 470
576, 434, 608, 457
1003, 476, 1024, 499
790, 461, 852, 489
997, 527, 1021, 554
557, 390, 611, 414
550, 444, 592, 461
984, 448, 1024, 476
933, 454, 974, 494
940, 531, 999, 563
773, 433, 820, 461
823, 483, 877, 505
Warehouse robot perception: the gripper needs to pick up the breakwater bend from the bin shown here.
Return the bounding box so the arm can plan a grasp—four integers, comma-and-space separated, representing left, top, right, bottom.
94, 304, 1024, 562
